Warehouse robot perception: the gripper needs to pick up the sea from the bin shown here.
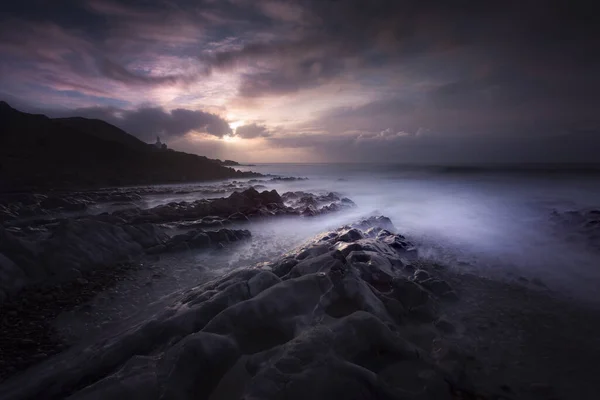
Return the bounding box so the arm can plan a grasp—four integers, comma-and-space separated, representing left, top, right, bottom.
232, 163, 600, 302
54, 163, 600, 341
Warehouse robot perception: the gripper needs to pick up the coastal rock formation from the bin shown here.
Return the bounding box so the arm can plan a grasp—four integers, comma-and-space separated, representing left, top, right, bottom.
0, 187, 355, 304
0, 194, 90, 223
150, 228, 252, 254
126, 188, 355, 227
0, 219, 252, 304
281, 191, 356, 217
0, 216, 463, 400
0, 219, 166, 303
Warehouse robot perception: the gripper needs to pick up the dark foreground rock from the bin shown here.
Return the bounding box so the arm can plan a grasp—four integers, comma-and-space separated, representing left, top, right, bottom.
0, 219, 167, 304
149, 228, 252, 254
0, 216, 469, 400
0, 218, 251, 305
0, 261, 144, 381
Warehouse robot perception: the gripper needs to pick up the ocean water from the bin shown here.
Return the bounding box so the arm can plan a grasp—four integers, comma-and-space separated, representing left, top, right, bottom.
233, 163, 600, 302
54, 163, 600, 342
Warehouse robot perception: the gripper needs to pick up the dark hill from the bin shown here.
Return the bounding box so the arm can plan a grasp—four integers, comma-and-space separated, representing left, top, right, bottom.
0, 102, 259, 192
54, 117, 150, 152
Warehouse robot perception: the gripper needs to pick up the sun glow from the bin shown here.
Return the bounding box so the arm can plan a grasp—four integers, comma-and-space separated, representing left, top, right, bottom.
229, 120, 246, 131
223, 134, 240, 143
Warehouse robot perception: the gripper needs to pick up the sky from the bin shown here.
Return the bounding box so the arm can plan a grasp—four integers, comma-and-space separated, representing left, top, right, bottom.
1, 0, 599, 163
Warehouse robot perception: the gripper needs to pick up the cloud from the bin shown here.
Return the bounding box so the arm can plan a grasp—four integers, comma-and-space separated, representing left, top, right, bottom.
97, 58, 187, 85
58, 106, 232, 140
235, 123, 271, 138
1, 0, 600, 163
356, 129, 412, 142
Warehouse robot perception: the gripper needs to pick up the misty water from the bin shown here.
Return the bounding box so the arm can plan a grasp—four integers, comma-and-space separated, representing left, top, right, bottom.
55, 163, 600, 342
241, 164, 600, 298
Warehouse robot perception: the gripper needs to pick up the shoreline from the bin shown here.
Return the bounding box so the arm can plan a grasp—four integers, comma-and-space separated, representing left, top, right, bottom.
1, 173, 600, 399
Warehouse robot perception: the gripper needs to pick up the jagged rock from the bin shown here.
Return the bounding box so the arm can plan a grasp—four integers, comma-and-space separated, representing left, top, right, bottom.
391, 278, 430, 309
434, 318, 456, 334
161, 229, 251, 253
420, 278, 454, 297
227, 212, 249, 222
247, 271, 282, 297
0, 216, 461, 400
0, 219, 167, 303
40, 196, 87, 211
337, 228, 363, 242
270, 257, 298, 277
189, 232, 211, 248
412, 269, 431, 283
284, 251, 346, 279
350, 216, 395, 232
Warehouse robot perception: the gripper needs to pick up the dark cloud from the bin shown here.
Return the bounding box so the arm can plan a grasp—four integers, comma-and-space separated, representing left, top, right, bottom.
98, 58, 185, 85
203, 0, 600, 100
59, 106, 232, 140
235, 123, 271, 138
264, 127, 600, 164
1, 0, 600, 163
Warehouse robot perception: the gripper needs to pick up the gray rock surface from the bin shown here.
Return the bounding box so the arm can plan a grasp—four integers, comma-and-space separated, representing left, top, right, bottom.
0, 219, 165, 302
0, 216, 462, 400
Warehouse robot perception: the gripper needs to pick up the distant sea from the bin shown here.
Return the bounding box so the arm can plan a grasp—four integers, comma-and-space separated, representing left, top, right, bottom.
232, 163, 600, 302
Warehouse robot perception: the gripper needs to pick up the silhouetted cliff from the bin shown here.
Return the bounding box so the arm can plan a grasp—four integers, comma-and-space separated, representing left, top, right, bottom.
0, 102, 259, 192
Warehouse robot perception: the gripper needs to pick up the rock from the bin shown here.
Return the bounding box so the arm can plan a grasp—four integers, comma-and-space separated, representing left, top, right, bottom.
270, 258, 298, 277
337, 228, 363, 242
0, 216, 463, 400
285, 251, 346, 279
420, 278, 453, 297
206, 230, 230, 243
412, 269, 431, 283
162, 229, 250, 253
0, 253, 27, 301
227, 212, 249, 222
189, 232, 211, 248
247, 271, 282, 297
434, 318, 456, 334
146, 245, 167, 255
351, 216, 396, 232
158, 333, 240, 400
391, 278, 430, 309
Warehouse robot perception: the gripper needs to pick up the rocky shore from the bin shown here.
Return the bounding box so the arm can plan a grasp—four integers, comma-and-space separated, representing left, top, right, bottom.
0, 216, 473, 400
0, 177, 310, 225
0, 187, 355, 305
3, 181, 600, 400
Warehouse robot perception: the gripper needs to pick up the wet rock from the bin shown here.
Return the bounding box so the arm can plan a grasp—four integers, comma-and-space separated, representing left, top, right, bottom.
40, 196, 87, 211
0, 219, 166, 303
270, 258, 298, 277
337, 228, 363, 242
161, 228, 250, 253
227, 212, 249, 222
247, 271, 282, 297
350, 216, 395, 232
189, 232, 211, 248
420, 278, 454, 297
434, 318, 456, 334
285, 251, 346, 279
0, 216, 464, 400
412, 269, 431, 283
